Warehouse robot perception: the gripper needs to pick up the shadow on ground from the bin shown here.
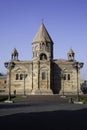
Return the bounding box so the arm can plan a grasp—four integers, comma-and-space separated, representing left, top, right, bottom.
0, 109, 87, 130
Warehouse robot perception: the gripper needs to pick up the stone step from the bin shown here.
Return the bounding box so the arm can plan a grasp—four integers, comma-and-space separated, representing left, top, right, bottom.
21, 95, 68, 103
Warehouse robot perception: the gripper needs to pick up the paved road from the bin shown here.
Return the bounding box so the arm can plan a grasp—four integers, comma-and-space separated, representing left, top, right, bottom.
0, 102, 87, 130
0, 102, 87, 116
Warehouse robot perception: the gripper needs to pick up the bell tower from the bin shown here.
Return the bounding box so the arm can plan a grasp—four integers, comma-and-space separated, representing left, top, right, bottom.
31, 23, 53, 94
32, 23, 54, 61
11, 48, 19, 61
67, 48, 75, 61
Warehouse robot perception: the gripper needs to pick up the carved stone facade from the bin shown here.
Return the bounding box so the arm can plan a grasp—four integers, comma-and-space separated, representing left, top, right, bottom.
0, 23, 83, 95
0, 74, 7, 94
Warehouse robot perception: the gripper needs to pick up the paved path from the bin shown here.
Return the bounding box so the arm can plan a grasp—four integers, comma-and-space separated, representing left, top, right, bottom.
0, 102, 87, 116
0, 95, 87, 130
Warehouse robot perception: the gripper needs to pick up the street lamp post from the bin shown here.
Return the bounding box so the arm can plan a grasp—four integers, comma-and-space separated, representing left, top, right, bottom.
61, 69, 66, 97
4, 61, 15, 103
73, 61, 84, 102
23, 73, 27, 96
61, 73, 64, 96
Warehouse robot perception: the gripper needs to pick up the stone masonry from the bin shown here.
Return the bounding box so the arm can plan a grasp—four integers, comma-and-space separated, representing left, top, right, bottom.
0, 23, 83, 95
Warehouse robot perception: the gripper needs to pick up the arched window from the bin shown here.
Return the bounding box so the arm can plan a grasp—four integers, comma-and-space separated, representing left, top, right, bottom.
63, 74, 66, 80
40, 54, 47, 60
4, 80, 7, 84
42, 43, 45, 49
46, 43, 50, 52
16, 74, 19, 80
20, 74, 23, 80
40, 43, 41, 49
68, 74, 70, 80
42, 72, 46, 80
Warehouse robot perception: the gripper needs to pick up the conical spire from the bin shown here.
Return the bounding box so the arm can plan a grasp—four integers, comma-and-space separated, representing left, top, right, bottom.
32, 23, 53, 43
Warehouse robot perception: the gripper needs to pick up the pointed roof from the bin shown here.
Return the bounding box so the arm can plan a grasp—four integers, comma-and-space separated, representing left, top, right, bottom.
32, 23, 53, 43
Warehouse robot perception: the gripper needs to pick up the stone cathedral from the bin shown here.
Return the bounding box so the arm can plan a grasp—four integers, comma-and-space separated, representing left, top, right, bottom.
4, 23, 83, 95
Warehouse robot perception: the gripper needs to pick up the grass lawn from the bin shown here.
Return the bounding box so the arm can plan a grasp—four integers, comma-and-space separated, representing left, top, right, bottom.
67, 95, 87, 104
0, 95, 26, 103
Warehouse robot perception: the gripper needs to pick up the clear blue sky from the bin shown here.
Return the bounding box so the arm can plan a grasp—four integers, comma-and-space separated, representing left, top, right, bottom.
0, 0, 87, 80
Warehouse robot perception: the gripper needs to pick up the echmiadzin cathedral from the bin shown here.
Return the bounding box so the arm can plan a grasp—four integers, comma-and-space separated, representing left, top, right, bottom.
0, 23, 85, 95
